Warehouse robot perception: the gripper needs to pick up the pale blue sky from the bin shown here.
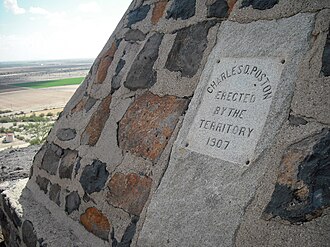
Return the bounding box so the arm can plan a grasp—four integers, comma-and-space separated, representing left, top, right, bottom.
0, 0, 132, 61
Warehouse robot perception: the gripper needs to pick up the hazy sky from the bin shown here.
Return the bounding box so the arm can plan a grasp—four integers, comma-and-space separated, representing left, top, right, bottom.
0, 0, 132, 61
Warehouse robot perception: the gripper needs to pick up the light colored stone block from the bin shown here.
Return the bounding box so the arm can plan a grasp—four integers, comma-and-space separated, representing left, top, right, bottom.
186, 57, 283, 164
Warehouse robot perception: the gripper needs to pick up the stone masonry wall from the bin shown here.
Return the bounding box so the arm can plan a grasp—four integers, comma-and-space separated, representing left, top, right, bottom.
0, 0, 329, 246
138, 1, 330, 246
4, 0, 228, 245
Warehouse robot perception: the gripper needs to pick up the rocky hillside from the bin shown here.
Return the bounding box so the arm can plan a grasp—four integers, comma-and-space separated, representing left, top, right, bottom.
0, 145, 40, 183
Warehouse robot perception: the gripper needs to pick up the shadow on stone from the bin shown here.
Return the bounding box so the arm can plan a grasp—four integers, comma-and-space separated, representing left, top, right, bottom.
263, 128, 330, 223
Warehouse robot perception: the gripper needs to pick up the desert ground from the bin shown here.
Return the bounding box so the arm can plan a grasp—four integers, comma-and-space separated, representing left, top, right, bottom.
0, 59, 91, 150
0, 85, 78, 151
0, 59, 92, 90
0, 85, 79, 113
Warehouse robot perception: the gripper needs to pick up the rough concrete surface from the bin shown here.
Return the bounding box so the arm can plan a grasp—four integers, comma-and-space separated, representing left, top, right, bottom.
291, 9, 330, 125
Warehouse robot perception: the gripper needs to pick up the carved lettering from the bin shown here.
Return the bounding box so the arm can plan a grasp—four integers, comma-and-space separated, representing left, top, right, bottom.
187, 58, 282, 164
207, 64, 273, 100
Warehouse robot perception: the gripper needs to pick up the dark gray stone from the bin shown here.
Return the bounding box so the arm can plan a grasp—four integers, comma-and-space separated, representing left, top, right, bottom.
117, 216, 139, 247
1, 196, 21, 228
56, 128, 77, 141
288, 114, 308, 126
166, 0, 196, 20
49, 183, 61, 206
29, 165, 33, 179
40, 143, 62, 175
115, 38, 122, 49
0, 208, 5, 222
85, 97, 97, 112
207, 0, 228, 18
263, 128, 330, 223
127, 5, 150, 27
165, 21, 217, 77
22, 220, 37, 247
241, 0, 279, 10
36, 176, 50, 194
112, 59, 126, 93
11, 210, 21, 229
115, 59, 126, 75
0, 209, 20, 246
52, 142, 64, 156
83, 193, 91, 203
124, 29, 146, 42
33, 143, 47, 166
111, 76, 122, 94
321, 26, 330, 76
2, 196, 11, 224
59, 150, 78, 179
38, 238, 46, 247
8, 230, 20, 247
0, 209, 9, 244
0, 196, 11, 215
79, 160, 109, 194
124, 32, 164, 90
65, 191, 81, 214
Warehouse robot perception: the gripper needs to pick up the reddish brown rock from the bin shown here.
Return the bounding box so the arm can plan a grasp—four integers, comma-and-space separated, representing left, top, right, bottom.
277, 150, 305, 187
107, 173, 152, 216
96, 42, 118, 84
71, 98, 86, 114
118, 91, 188, 161
227, 0, 237, 13
80, 207, 111, 241
151, 1, 167, 25
71, 97, 97, 114
81, 95, 112, 146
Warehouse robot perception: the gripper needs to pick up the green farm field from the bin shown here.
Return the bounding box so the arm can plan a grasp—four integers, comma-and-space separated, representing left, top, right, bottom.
14, 77, 84, 89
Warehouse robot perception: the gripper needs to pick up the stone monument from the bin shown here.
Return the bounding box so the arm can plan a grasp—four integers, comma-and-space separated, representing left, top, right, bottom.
1, 0, 329, 246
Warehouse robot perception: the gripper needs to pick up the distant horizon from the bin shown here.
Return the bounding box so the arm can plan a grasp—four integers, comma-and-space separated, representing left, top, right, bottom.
0, 57, 95, 63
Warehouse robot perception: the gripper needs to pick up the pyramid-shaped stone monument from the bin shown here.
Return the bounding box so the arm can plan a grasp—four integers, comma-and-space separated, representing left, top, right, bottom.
1, 0, 329, 246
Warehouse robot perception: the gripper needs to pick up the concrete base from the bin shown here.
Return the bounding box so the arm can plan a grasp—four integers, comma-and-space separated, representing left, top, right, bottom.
0, 179, 108, 247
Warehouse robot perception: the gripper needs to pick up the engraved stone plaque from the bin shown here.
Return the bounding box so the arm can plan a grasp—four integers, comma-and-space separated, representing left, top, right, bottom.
186, 58, 283, 164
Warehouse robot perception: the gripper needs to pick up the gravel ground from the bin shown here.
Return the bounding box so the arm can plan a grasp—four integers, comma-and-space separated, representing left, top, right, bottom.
0, 145, 40, 183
